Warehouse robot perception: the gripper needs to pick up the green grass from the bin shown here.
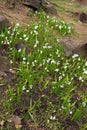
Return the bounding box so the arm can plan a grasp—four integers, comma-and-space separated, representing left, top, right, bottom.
0, 11, 87, 129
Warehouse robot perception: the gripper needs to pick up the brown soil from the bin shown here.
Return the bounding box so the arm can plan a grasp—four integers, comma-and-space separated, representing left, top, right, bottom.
0, 2, 37, 26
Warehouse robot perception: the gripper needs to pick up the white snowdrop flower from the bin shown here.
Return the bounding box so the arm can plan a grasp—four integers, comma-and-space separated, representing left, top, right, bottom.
43, 45, 47, 49
36, 40, 39, 44
25, 37, 29, 41
67, 81, 71, 85
51, 59, 56, 64
59, 108, 62, 111
30, 85, 33, 89
30, 31, 33, 34
57, 54, 60, 58
18, 48, 21, 52
34, 30, 38, 35
22, 86, 26, 90
59, 25, 62, 29
11, 32, 14, 36
62, 73, 65, 77
1, 41, 3, 44
16, 23, 20, 26
8, 31, 10, 34
47, 15, 49, 18
70, 111, 73, 115
27, 62, 29, 65
23, 34, 27, 38
9, 98, 12, 101
23, 57, 26, 61
78, 58, 81, 61
71, 77, 74, 80
42, 59, 45, 65
68, 30, 71, 33
55, 24, 58, 27
40, 50, 43, 54
45, 67, 47, 70
82, 102, 86, 107
57, 61, 60, 65
1, 34, 4, 37
52, 81, 57, 84
72, 54, 79, 58
45, 67, 49, 72
68, 26, 71, 29
61, 105, 64, 109
59, 76, 62, 81
60, 84, 64, 88
16, 31, 20, 34
48, 46, 52, 49
47, 58, 51, 63
10, 60, 13, 64
9, 40, 12, 43
26, 90, 29, 93
85, 61, 87, 66
40, 63, 42, 67
56, 49, 59, 55
34, 60, 37, 63
49, 54, 52, 57
20, 37, 22, 40
10, 48, 13, 50
83, 69, 87, 74
64, 66, 67, 69
34, 44, 37, 48
79, 76, 83, 82
78, 66, 80, 69
47, 69, 49, 72
32, 62, 35, 66
50, 116, 56, 120
47, 20, 49, 23
57, 39, 60, 43
9, 68, 12, 72
54, 69, 59, 72
34, 25, 38, 29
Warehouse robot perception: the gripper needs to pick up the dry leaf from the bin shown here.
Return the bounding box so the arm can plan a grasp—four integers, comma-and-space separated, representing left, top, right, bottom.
9, 69, 16, 74
11, 115, 22, 129
15, 124, 22, 129
0, 120, 5, 126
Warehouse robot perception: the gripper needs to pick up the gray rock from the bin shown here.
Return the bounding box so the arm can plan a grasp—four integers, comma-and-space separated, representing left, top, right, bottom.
22, 0, 45, 10
44, 5, 57, 15
0, 14, 10, 32
61, 37, 87, 58
79, 12, 87, 23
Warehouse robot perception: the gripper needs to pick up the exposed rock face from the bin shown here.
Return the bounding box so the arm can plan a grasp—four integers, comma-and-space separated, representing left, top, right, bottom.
79, 12, 87, 23
73, 12, 87, 23
22, 0, 45, 10
22, 0, 57, 15
44, 5, 58, 15
0, 14, 10, 32
62, 37, 87, 58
